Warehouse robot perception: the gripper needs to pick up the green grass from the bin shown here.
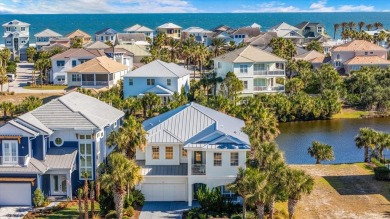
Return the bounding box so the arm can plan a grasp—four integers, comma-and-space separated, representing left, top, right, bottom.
23, 85, 68, 90
35, 201, 100, 219
332, 109, 370, 119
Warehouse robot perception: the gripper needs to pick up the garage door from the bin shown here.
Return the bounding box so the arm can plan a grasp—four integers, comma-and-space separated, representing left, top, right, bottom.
142, 183, 186, 201
0, 183, 32, 206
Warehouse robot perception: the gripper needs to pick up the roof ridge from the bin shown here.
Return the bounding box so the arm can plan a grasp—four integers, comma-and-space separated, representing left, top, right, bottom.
156, 60, 179, 77
57, 97, 100, 129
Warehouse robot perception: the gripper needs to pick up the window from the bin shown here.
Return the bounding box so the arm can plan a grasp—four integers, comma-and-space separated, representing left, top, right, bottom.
72, 74, 81, 82
242, 80, 248, 89
56, 60, 65, 67
128, 78, 133, 85
79, 142, 93, 179
230, 152, 239, 166
6, 27, 11, 31
336, 54, 340, 60
21, 27, 25, 31
352, 66, 360, 71
54, 137, 63, 146
167, 79, 171, 86
21, 40, 26, 44
2, 140, 18, 164
110, 36, 114, 40
100, 36, 104, 41
113, 121, 117, 128
254, 64, 266, 72
147, 79, 155, 85
239, 65, 248, 73
335, 61, 341, 67
290, 32, 296, 36
217, 62, 222, 68
165, 146, 173, 159
6, 40, 11, 45
365, 52, 368, 55
72, 60, 77, 67
152, 146, 159, 159
370, 51, 373, 54
317, 26, 323, 33
57, 76, 65, 82
214, 153, 222, 166
182, 148, 187, 157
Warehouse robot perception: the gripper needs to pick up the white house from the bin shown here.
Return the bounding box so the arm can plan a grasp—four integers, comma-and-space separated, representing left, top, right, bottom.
268, 22, 304, 45
50, 48, 104, 84
94, 28, 118, 45
67, 56, 128, 88
2, 20, 30, 60
123, 24, 154, 39
136, 102, 250, 206
123, 60, 190, 102
34, 29, 62, 51
213, 45, 286, 96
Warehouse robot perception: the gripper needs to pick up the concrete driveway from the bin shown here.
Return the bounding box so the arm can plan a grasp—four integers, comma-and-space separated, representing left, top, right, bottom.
0, 206, 30, 219
140, 202, 198, 219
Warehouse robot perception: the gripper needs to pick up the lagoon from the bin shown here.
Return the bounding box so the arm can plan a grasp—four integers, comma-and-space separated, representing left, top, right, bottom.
277, 117, 390, 164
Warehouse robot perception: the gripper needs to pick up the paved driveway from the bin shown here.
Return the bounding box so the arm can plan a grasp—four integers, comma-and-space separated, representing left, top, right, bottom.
140, 202, 198, 219
0, 206, 30, 219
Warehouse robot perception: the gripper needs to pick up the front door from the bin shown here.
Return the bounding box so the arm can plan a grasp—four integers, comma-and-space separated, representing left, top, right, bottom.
2, 140, 18, 164
194, 151, 203, 164
52, 175, 67, 195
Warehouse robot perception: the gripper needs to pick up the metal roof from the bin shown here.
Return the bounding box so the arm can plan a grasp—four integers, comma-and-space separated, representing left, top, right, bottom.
95, 27, 119, 35
45, 147, 77, 170
139, 85, 174, 96
123, 60, 191, 78
0, 158, 47, 174
123, 24, 153, 32
2, 20, 30, 27
157, 22, 182, 29
137, 160, 188, 176
213, 45, 286, 63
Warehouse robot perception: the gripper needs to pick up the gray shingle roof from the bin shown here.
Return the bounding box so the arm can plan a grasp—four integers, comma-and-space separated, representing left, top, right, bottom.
34, 29, 62, 38
123, 60, 191, 78
213, 45, 286, 63
0, 158, 47, 174
45, 147, 77, 170
137, 160, 188, 176
95, 27, 118, 35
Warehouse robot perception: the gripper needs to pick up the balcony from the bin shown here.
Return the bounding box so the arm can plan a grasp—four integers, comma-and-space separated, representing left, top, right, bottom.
253, 70, 285, 76
191, 164, 206, 175
253, 85, 285, 92
0, 155, 29, 166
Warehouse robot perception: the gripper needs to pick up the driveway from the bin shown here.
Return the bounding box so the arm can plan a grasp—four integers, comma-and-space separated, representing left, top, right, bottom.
0, 206, 30, 219
140, 202, 198, 219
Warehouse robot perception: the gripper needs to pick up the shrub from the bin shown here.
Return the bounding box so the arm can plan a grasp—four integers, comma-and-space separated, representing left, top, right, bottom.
99, 191, 115, 215
125, 189, 145, 208
105, 210, 117, 219
33, 189, 44, 207
371, 158, 385, 167
374, 166, 390, 181
196, 186, 226, 213
124, 206, 134, 217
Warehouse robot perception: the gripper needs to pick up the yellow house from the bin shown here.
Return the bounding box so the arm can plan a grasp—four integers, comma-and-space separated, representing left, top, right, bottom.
156, 22, 182, 39
66, 29, 92, 46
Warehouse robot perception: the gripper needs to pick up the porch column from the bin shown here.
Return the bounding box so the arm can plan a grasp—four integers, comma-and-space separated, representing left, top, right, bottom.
94, 74, 96, 86
67, 171, 72, 199
187, 150, 192, 206
107, 74, 110, 86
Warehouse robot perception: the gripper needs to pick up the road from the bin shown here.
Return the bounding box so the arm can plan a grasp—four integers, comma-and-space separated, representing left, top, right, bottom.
2, 63, 66, 94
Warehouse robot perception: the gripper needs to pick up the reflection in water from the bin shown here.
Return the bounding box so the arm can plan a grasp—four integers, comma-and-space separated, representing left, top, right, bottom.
276, 117, 390, 164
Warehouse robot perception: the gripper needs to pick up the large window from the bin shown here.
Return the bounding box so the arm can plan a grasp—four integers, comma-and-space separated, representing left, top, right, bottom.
79, 136, 93, 179
72, 74, 81, 82
182, 148, 187, 157
254, 78, 267, 87
165, 146, 173, 159
2, 140, 18, 164
239, 65, 248, 73
214, 153, 222, 166
21, 27, 25, 31
230, 152, 239, 166
147, 79, 155, 86
152, 146, 159, 159
217, 62, 222, 68
56, 60, 65, 67
242, 80, 248, 89
128, 79, 133, 85
254, 64, 266, 72
335, 61, 341, 67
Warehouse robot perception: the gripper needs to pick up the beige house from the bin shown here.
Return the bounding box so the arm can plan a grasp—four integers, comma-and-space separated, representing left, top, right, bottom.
66, 29, 92, 46
157, 23, 182, 39
67, 56, 128, 88
115, 44, 151, 64
331, 40, 390, 73
295, 50, 330, 69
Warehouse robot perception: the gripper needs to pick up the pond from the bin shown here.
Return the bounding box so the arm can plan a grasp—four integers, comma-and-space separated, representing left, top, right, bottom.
276, 117, 390, 164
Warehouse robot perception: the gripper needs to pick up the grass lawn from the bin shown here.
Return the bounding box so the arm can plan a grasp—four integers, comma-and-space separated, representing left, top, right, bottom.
23, 85, 68, 90
332, 108, 370, 119
34, 201, 100, 219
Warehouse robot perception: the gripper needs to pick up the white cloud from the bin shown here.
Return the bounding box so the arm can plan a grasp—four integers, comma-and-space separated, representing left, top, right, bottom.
0, 0, 199, 14
234, 0, 375, 13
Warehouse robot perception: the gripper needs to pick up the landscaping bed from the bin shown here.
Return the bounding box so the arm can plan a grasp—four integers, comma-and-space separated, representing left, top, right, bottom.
24, 201, 100, 219
23, 85, 68, 90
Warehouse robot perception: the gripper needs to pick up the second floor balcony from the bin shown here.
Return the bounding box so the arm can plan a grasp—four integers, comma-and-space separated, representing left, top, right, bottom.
253, 85, 285, 92
191, 164, 206, 175
0, 155, 29, 166
253, 69, 285, 76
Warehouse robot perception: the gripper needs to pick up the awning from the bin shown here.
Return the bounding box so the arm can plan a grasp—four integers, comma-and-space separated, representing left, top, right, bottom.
0, 177, 36, 186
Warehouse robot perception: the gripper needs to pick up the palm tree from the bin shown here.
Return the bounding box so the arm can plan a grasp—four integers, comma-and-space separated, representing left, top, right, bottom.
227, 167, 251, 219
101, 152, 143, 219
211, 38, 225, 57
20, 96, 43, 113
333, 24, 340, 39
377, 132, 390, 159
355, 127, 378, 162
0, 48, 11, 66
181, 37, 195, 69
374, 22, 383, 30
83, 172, 89, 219
107, 116, 147, 159
286, 168, 314, 219
307, 141, 335, 164
26, 47, 37, 63
0, 102, 15, 121
168, 38, 181, 63
122, 97, 142, 116
141, 92, 161, 118
358, 21, 365, 32
0, 67, 8, 92
340, 22, 348, 32
246, 168, 268, 219
348, 21, 356, 30
366, 24, 373, 31
195, 43, 209, 75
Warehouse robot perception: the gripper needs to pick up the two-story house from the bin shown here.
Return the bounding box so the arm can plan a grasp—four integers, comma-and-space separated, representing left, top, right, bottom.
268, 22, 304, 45
246, 32, 277, 49
0, 92, 124, 206
95, 28, 118, 45
157, 23, 182, 39
182, 27, 213, 46
103, 47, 134, 69
115, 33, 149, 46
50, 48, 104, 84
66, 29, 92, 46
331, 39, 390, 73
231, 27, 261, 45
136, 102, 250, 206
67, 56, 128, 88
34, 29, 62, 51
123, 60, 190, 102
295, 22, 331, 45
115, 44, 151, 64
123, 24, 154, 39
213, 45, 286, 96
2, 20, 30, 61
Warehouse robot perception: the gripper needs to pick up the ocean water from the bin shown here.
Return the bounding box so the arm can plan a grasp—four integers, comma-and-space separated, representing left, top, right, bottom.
0, 13, 389, 43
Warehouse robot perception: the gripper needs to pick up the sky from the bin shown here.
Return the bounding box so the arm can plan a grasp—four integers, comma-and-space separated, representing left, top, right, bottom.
0, 0, 389, 14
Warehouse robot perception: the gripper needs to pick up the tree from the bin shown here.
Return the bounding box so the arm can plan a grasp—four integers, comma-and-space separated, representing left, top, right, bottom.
107, 116, 147, 159
286, 77, 304, 95
211, 38, 226, 57
306, 41, 323, 53
246, 167, 268, 219
26, 47, 37, 63
314, 64, 343, 94
366, 24, 373, 31
270, 37, 296, 60
0, 48, 11, 66
341, 22, 348, 32
101, 152, 143, 219
71, 37, 83, 48
0, 102, 16, 121
34, 52, 51, 86
77, 188, 84, 218
227, 167, 251, 219
167, 38, 181, 63
333, 24, 340, 39
122, 97, 142, 116
219, 72, 243, 104
307, 141, 335, 164
358, 21, 365, 32
83, 172, 89, 219
374, 22, 383, 30
0, 67, 8, 92
286, 168, 314, 219
348, 21, 356, 30
355, 127, 378, 162
20, 96, 43, 113
90, 181, 95, 214
141, 92, 161, 118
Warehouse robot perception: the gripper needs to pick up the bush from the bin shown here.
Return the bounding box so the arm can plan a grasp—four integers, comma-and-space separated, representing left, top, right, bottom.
197, 186, 226, 213
374, 166, 390, 181
124, 206, 134, 217
99, 191, 115, 215
125, 189, 145, 208
371, 158, 385, 167
33, 189, 44, 207
105, 210, 117, 219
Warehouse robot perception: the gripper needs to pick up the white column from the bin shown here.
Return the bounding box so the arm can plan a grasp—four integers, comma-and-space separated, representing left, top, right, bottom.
188, 178, 192, 206
67, 171, 72, 199
187, 150, 192, 206
94, 74, 96, 86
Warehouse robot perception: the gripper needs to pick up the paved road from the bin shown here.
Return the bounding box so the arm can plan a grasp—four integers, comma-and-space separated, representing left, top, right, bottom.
2, 63, 65, 94
140, 202, 199, 219
0, 206, 30, 219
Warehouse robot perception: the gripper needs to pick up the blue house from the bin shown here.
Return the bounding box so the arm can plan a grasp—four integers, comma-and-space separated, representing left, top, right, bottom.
0, 92, 124, 206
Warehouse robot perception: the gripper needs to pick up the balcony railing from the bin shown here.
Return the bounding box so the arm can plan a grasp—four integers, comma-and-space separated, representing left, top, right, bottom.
253, 70, 285, 76
253, 85, 285, 92
191, 164, 206, 175
0, 155, 29, 166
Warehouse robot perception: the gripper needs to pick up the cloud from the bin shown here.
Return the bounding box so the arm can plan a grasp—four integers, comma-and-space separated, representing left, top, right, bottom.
0, 0, 199, 14
234, 0, 376, 13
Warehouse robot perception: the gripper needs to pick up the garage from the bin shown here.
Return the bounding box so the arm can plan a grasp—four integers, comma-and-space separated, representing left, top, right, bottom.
142, 183, 187, 201
0, 183, 32, 206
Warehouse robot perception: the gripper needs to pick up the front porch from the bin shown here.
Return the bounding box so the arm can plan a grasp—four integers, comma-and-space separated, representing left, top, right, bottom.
80, 73, 114, 87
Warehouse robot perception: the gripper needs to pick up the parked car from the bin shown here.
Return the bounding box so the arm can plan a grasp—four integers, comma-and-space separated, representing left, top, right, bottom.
6, 74, 15, 82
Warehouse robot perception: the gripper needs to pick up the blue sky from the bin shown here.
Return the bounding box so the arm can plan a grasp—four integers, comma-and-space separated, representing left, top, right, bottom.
1, 0, 389, 14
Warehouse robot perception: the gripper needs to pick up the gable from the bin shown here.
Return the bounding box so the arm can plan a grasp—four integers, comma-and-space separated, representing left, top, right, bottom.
0, 123, 36, 137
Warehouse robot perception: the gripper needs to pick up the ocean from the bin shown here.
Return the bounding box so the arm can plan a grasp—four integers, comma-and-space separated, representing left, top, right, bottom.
0, 13, 389, 43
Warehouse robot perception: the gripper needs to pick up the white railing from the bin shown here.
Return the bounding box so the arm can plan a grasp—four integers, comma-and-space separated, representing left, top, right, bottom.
0, 155, 29, 166
253, 85, 285, 92
253, 70, 285, 76
191, 164, 206, 175
82, 81, 95, 86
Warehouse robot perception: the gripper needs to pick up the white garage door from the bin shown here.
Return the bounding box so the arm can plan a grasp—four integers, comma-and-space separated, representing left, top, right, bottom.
142, 183, 186, 201
0, 183, 32, 206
